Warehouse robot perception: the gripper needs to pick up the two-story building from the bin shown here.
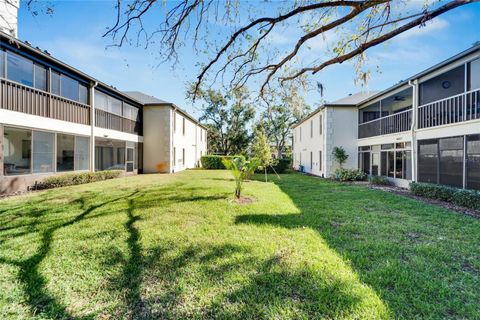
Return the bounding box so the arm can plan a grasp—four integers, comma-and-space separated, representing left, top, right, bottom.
124, 91, 207, 173
0, 13, 207, 193
293, 43, 480, 191
292, 92, 376, 177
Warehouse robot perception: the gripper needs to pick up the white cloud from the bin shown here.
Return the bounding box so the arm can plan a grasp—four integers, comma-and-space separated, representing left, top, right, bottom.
397, 17, 449, 40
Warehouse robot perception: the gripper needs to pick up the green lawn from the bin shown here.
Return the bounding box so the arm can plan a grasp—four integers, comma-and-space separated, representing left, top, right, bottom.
0, 170, 479, 319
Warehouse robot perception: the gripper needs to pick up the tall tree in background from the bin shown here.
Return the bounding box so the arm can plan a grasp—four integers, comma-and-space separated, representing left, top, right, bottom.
259, 83, 311, 158
100, 0, 474, 98
195, 87, 255, 155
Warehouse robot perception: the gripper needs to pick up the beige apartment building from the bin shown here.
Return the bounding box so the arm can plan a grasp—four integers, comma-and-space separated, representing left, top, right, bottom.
293, 43, 480, 190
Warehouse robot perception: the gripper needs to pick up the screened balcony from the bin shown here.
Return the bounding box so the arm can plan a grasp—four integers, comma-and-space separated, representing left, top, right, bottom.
418, 58, 480, 129
0, 77, 91, 125
358, 88, 413, 139
418, 87, 480, 129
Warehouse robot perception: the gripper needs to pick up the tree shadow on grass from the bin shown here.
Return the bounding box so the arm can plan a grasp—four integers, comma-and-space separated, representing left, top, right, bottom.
104, 240, 387, 319
238, 174, 480, 318
0, 190, 140, 319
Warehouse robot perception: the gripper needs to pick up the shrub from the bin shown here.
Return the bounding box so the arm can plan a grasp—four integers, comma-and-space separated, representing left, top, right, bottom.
201, 155, 246, 169
334, 168, 367, 182
256, 158, 292, 174
35, 170, 122, 190
410, 182, 480, 210
369, 175, 391, 186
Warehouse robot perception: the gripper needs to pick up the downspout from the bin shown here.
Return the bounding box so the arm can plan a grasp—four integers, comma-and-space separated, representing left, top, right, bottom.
171, 106, 176, 173
408, 79, 418, 183
89, 81, 98, 172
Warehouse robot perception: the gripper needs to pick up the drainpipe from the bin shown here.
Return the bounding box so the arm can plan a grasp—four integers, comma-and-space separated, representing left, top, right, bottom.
408, 79, 418, 183
172, 106, 176, 173
89, 81, 98, 172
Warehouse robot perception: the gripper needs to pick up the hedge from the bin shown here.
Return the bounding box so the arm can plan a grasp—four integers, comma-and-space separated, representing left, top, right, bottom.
255, 158, 291, 174
334, 168, 367, 182
200, 155, 246, 169
410, 182, 480, 210
34, 170, 122, 190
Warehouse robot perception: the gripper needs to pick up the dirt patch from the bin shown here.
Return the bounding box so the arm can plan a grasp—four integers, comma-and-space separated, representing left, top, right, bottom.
368, 184, 480, 219
231, 196, 255, 205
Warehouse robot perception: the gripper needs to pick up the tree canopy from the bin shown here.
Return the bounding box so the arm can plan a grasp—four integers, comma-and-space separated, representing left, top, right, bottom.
101, 0, 474, 98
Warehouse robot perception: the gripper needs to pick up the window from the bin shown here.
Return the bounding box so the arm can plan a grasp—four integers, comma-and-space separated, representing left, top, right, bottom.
3, 127, 31, 175
32, 131, 55, 173
468, 58, 480, 91
61, 75, 80, 102
439, 136, 464, 188
381, 152, 387, 176
319, 115, 323, 135
126, 147, 134, 172
51, 71, 60, 95
34, 64, 46, 91
0, 50, 4, 78
95, 90, 122, 115
310, 120, 313, 138
182, 148, 185, 165
467, 135, 480, 190
123, 103, 139, 121
108, 95, 122, 115
75, 136, 89, 171
173, 112, 177, 132
95, 90, 108, 111
7, 51, 33, 86
182, 118, 186, 135
310, 151, 313, 170
363, 152, 371, 175
200, 129, 203, 142
418, 139, 438, 183
56, 134, 74, 172
117, 148, 125, 168
79, 84, 88, 104
319, 151, 322, 171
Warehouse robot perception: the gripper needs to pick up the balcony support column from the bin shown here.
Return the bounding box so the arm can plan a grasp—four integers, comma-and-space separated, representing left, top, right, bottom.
89, 81, 98, 172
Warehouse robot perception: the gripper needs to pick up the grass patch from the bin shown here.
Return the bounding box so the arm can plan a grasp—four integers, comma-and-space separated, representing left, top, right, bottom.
0, 171, 478, 319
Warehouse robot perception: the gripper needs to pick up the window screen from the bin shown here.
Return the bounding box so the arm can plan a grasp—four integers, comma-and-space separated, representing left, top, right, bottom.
439, 136, 464, 188
418, 139, 439, 183
467, 134, 480, 190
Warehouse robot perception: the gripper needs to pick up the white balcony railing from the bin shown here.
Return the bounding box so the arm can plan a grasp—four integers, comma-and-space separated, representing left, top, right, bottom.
418, 88, 480, 129
358, 109, 412, 139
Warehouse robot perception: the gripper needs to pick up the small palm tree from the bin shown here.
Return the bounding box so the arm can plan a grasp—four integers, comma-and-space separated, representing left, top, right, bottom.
222, 157, 259, 199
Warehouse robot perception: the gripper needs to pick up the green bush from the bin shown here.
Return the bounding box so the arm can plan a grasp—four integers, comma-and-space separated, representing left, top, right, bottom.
256, 158, 292, 174
334, 168, 367, 182
200, 155, 245, 169
410, 182, 480, 210
369, 175, 391, 186
35, 170, 122, 190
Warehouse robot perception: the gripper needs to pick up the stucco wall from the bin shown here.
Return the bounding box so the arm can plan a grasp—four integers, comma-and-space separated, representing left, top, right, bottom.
142, 106, 171, 173
292, 109, 326, 176
292, 106, 358, 178
172, 111, 205, 172
328, 106, 359, 176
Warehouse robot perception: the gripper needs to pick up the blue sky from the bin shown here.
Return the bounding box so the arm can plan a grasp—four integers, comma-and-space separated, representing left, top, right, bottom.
18, 1, 480, 119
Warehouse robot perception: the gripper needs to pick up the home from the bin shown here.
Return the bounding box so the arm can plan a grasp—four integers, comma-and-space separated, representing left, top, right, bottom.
293, 43, 480, 190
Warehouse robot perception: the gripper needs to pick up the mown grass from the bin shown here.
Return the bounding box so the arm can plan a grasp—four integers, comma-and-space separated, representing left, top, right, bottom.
0, 170, 478, 319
